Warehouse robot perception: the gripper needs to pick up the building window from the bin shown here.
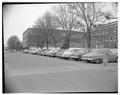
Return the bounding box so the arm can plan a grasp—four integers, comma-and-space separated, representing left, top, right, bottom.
105, 32, 108, 34
106, 39, 108, 41
113, 39, 116, 41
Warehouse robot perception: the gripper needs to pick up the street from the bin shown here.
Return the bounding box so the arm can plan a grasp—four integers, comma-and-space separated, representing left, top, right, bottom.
4, 51, 118, 93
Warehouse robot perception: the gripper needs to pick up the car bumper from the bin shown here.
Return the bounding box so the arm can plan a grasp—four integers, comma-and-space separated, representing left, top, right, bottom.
55, 54, 62, 58
69, 56, 79, 59
63, 56, 70, 58
81, 57, 94, 61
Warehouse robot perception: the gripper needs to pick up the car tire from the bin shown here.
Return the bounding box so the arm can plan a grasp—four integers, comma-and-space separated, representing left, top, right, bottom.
77, 58, 81, 61
87, 60, 91, 63
95, 59, 101, 64
115, 57, 118, 63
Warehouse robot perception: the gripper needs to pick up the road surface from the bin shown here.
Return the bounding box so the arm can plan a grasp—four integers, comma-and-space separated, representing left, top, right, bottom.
4, 51, 118, 93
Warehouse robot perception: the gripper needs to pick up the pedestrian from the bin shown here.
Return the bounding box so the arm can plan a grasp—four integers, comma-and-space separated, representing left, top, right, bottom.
103, 53, 108, 66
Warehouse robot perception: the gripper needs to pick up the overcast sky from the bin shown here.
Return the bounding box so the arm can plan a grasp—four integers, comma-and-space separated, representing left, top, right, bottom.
3, 4, 55, 46
3, 3, 117, 46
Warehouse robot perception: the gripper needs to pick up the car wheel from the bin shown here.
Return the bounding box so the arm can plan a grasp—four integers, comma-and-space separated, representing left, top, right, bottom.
115, 57, 118, 63
77, 58, 81, 61
95, 59, 101, 64
87, 60, 91, 63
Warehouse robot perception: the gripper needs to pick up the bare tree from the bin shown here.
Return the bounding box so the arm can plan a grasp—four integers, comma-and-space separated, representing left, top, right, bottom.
54, 4, 78, 49
103, 11, 117, 20
35, 11, 59, 49
27, 27, 46, 49
69, 3, 107, 49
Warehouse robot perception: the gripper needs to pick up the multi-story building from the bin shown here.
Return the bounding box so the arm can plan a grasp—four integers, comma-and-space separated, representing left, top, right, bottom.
23, 28, 84, 48
91, 21, 118, 48
23, 28, 37, 48
23, 21, 118, 49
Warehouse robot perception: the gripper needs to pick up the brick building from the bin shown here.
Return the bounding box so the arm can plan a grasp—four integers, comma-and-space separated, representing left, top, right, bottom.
23, 21, 118, 49
91, 21, 118, 48
23, 28, 37, 48
23, 28, 84, 48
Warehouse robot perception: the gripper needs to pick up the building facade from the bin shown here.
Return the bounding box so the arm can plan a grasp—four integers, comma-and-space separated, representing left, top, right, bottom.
23, 21, 118, 49
23, 28, 84, 48
91, 21, 118, 48
23, 28, 36, 48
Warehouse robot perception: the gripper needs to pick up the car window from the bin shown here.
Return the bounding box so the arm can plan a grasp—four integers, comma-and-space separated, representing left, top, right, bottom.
92, 49, 112, 54
79, 49, 87, 52
91, 50, 104, 53
104, 50, 112, 54
72, 49, 78, 52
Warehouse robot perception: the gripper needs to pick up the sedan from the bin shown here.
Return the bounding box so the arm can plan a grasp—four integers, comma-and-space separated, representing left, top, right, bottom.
40, 49, 51, 56
60, 48, 82, 59
30, 49, 41, 55
69, 48, 89, 60
81, 49, 118, 64
55, 49, 67, 58
22, 49, 30, 53
46, 49, 61, 57
45, 48, 58, 56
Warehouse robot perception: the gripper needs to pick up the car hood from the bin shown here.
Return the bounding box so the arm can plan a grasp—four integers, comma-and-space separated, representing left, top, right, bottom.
63, 52, 73, 56
71, 52, 86, 56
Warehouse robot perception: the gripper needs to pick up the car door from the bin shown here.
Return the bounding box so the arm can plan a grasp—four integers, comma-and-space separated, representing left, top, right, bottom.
105, 50, 115, 62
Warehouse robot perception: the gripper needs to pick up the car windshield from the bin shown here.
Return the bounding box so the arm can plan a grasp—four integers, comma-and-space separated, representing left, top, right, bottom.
73, 49, 80, 52
71, 49, 87, 55
64, 49, 80, 53
56, 49, 66, 54
48, 49, 59, 53
91, 49, 111, 54
91, 50, 103, 53
48, 49, 55, 52
43, 49, 50, 52
78, 49, 87, 53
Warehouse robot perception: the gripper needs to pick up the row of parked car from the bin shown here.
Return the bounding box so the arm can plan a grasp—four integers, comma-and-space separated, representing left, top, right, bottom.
22, 48, 118, 64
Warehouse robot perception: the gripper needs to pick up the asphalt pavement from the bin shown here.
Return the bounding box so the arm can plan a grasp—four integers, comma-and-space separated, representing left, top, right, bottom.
4, 51, 118, 93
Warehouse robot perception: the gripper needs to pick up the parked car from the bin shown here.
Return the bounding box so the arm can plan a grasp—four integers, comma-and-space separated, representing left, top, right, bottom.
29, 49, 37, 54
45, 48, 56, 56
110, 50, 118, 62
55, 49, 67, 57
45, 48, 61, 57
31, 49, 41, 54
114, 52, 118, 62
81, 49, 118, 64
35, 49, 44, 55
40, 49, 51, 56
9, 49, 17, 52
69, 48, 89, 60
60, 48, 82, 59
22, 49, 29, 53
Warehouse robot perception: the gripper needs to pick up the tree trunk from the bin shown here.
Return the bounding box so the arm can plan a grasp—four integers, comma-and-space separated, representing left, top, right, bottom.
83, 38, 84, 48
36, 42, 38, 49
54, 40, 57, 48
65, 36, 70, 49
87, 28, 91, 49
46, 41, 49, 49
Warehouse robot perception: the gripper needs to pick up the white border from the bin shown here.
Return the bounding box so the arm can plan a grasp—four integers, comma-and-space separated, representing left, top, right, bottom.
0, 0, 119, 95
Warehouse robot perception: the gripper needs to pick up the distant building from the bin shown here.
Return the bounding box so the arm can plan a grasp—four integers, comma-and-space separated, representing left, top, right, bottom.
23, 28, 84, 48
23, 21, 118, 49
91, 21, 118, 48
23, 28, 37, 48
